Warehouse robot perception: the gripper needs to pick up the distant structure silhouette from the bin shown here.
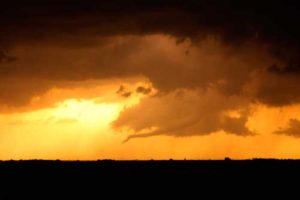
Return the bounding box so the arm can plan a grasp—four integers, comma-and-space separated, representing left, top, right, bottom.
225, 157, 231, 161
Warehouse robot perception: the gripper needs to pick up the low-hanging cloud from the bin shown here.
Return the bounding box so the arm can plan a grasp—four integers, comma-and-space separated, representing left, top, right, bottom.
116, 85, 132, 98
274, 119, 300, 137
114, 88, 255, 142
136, 86, 152, 95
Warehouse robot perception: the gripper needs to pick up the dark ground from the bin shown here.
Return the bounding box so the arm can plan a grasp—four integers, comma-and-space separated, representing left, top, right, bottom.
0, 159, 298, 197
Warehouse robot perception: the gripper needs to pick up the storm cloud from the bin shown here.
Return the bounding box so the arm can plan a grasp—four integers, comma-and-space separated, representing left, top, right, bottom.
114, 88, 255, 142
1, 0, 300, 138
275, 119, 300, 137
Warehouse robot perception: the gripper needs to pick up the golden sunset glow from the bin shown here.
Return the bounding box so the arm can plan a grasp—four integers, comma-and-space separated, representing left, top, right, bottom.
2, 1, 300, 161
1, 79, 300, 160
0, 80, 147, 160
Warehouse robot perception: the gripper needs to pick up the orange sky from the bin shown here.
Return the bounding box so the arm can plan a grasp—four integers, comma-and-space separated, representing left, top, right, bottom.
1, 34, 300, 160
1, 75, 300, 160
3, 1, 300, 161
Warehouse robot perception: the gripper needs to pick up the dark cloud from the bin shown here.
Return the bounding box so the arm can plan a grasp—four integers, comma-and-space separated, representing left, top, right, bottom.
136, 86, 152, 95
117, 85, 152, 98
274, 119, 300, 137
1, 0, 300, 138
0, 78, 53, 107
0, 0, 299, 105
245, 71, 300, 106
116, 85, 132, 98
1, 1, 300, 51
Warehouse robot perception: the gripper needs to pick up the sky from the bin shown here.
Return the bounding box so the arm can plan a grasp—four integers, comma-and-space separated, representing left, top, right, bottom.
1, 0, 300, 160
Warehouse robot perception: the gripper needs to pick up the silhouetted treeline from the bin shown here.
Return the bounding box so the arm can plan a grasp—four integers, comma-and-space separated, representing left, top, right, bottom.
0, 159, 298, 197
